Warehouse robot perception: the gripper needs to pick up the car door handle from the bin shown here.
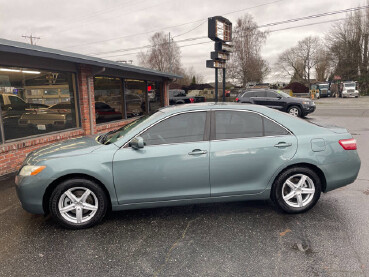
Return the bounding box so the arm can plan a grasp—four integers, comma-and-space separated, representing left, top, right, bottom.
188, 149, 208, 155
274, 142, 292, 148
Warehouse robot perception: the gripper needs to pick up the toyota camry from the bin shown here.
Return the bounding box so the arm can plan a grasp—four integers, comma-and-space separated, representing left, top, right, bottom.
15, 103, 361, 229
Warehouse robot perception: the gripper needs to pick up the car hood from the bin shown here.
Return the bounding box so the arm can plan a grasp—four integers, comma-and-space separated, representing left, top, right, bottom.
24, 135, 103, 164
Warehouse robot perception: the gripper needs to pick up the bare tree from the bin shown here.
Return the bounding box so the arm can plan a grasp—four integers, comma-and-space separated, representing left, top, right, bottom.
277, 36, 321, 86
327, 8, 369, 94
315, 49, 330, 82
138, 32, 182, 74
227, 14, 269, 86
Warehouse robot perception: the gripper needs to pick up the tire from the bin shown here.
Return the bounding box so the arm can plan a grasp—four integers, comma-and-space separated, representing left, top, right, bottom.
49, 178, 108, 229
287, 106, 302, 117
271, 167, 321, 214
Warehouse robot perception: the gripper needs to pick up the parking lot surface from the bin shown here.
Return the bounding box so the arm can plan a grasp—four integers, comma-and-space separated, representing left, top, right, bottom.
0, 97, 369, 277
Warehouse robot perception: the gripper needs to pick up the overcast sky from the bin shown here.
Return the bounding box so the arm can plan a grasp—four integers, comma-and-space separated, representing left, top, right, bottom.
0, 0, 366, 82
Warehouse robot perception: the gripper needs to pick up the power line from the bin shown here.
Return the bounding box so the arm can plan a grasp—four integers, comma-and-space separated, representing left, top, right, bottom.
97, 14, 362, 59
65, 0, 286, 49
92, 5, 369, 57
172, 20, 207, 39
257, 5, 369, 28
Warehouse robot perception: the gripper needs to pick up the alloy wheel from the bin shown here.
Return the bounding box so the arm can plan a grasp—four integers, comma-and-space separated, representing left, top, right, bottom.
288, 107, 299, 117
281, 174, 315, 208
58, 187, 98, 224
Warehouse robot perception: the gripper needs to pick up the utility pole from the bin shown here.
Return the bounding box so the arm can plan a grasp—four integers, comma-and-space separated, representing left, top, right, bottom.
168, 32, 172, 73
22, 34, 40, 45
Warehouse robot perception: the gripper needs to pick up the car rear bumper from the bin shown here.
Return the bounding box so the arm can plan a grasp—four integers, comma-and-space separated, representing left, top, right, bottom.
321, 151, 361, 192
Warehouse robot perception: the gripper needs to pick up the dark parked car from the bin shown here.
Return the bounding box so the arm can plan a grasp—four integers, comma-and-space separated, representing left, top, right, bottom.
236, 89, 315, 117
169, 89, 205, 105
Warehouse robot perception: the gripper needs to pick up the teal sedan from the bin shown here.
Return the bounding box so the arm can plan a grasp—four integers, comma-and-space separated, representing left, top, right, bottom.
15, 103, 361, 229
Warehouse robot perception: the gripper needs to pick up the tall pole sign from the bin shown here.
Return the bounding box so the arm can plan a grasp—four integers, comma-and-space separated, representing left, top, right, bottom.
206, 16, 232, 102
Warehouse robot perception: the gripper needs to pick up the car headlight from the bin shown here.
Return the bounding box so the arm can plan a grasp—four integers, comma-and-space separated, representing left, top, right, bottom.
302, 101, 311, 105
19, 165, 46, 176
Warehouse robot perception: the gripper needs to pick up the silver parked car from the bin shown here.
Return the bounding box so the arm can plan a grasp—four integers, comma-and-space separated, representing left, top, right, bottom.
15, 103, 361, 229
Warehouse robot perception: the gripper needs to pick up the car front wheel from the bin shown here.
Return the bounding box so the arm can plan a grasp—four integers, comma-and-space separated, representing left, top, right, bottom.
272, 167, 321, 213
287, 106, 302, 117
49, 178, 108, 229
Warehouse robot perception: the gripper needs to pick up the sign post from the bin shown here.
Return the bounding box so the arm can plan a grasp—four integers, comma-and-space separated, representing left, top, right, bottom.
206, 16, 232, 102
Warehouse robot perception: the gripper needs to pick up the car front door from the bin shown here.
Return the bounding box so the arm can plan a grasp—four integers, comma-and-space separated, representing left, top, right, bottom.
264, 91, 285, 110
113, 111, 210, 204
210, 110, 297, 196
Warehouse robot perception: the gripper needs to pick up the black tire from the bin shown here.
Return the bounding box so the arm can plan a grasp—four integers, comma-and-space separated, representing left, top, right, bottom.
287, 105, 302, 117
49, 178, 108, 229
271, 167, 321, 214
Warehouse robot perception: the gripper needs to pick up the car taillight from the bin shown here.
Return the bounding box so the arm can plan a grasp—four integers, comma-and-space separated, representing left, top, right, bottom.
189, 98, 195, 103
339, 138, 357, 150
235, 97, 239, 102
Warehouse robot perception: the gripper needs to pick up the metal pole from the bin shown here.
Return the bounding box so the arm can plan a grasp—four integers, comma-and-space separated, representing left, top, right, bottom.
222, 68, 226, 102
169, 32, 172, 73
215, 68, 218, 102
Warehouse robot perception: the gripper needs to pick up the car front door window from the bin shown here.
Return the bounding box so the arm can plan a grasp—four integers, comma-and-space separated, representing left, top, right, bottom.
140, 112, 207, 146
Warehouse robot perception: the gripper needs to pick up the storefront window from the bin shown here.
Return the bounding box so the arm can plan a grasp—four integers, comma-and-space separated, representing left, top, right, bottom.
94, 77, 123, 124
125, 79, 146, 117
147, 81, 162, 114
0, 66, 78, 141
93, 77, 164, 124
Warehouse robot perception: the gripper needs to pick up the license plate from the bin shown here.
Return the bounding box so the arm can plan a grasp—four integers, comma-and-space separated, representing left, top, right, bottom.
37, 125, 46, 130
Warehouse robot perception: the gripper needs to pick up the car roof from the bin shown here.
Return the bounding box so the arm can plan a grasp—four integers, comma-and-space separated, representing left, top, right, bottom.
159, 102, 262, 114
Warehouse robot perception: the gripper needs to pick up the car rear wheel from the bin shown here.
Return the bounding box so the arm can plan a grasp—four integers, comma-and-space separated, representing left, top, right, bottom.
287, 106, 302, 117
272, 167, 321, 213
49, 178, 108, 229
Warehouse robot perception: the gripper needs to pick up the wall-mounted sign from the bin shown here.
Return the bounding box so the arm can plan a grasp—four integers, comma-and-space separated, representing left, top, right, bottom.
211, 51, 230, 60
208, 16, 232, 42
206, 60, 226, 69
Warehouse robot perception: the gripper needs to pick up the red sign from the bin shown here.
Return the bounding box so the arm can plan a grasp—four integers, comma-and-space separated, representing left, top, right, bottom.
334, 75, 341, 80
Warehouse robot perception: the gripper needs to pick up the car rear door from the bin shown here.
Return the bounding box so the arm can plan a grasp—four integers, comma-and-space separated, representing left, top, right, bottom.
250, 90, 267, 105
209, 110, 297, 196
112, 111, 211, 204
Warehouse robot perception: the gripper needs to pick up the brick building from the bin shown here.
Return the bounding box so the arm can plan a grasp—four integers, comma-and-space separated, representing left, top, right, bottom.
0, 38, 179, 176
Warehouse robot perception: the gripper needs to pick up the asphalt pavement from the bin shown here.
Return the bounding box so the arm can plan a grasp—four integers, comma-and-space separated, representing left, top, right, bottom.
0, 97, 369, 277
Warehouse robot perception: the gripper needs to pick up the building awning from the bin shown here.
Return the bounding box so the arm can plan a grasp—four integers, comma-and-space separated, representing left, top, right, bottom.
0, 38, 182, 79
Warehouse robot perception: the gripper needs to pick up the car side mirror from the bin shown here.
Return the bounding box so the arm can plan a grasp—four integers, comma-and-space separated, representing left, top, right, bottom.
130, 136, 145, 150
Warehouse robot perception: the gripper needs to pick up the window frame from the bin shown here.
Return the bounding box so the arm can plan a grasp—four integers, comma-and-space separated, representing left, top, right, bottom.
124, 110, 211, 148
210, 109, 292, 141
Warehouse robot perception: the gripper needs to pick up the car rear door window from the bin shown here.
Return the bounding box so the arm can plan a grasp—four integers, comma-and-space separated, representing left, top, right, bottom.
214, 111, 290, 140
215, 111, 263, 140
243, 91, 256, 98
266, 91, 278, 98
263, 117, 290, 136
253, 90, 266, 97
141, 111, 207, 146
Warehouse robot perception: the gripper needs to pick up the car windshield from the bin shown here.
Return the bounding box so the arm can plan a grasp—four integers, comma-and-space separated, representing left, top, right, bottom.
344, 83, 355, 88
100, 112, 164, 145
275, 90, 290, 98
319, 84, 328, 89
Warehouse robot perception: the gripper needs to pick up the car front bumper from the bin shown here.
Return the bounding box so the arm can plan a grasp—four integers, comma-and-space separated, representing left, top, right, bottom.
15, 174, 54, 214
302, 105, 316, 114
